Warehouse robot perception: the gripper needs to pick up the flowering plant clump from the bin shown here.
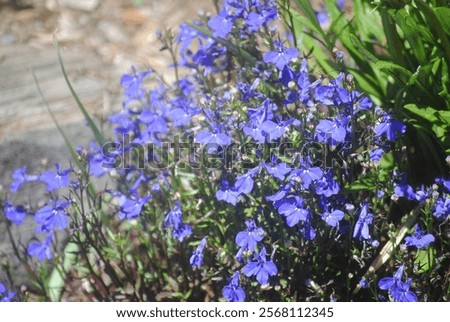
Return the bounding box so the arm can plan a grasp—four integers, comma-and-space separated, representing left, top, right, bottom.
1, 0, 449, 302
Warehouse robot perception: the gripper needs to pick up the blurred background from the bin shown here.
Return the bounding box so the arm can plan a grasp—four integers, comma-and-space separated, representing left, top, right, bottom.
0, 0, 213, 190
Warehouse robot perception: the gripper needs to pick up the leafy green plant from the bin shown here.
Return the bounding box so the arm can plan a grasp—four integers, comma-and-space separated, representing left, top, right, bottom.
282, 0, 450, 184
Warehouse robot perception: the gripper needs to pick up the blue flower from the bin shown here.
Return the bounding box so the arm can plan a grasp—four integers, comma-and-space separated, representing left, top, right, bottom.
263, 155, 291, 181
173, 224, 192, 242
299, 213, 316, 240
244, 0, 277, 32
208, 9, 234, 38
278, 196, 309, 227
4, 201, 27, 225
39, 163, 71, 192
378, 265, 418, 302
190, 238, 207, 268
139, 110, 168, 135
243, 247, 278, 285
243, 121, 266, 143
394, 183, 416, 200
10, 166, 38, 192
165, 201, 183, 229
120, 66, 151, 101
87, 144, 115, 177
404, 224, 435, 249
0, 282, 16, 302
315, 117, 349, 146
378, 264, 404, 291
315, 171, 340, 197
390, 278, 418, 302
235, 220, 265, 252
164, 201, 192, 242
435, 177, 450, 193
169, 97, 199, 127
34, 199, 70, 233
353, 202, 373, 240
374, 114, 406, 141
259, 118, 292, 142
216, 180, 240, 205
321, 209, 345, 227
234, 166, 260, 195
223, 272, 246, 302
118, 194, 151, 220
290, 166, 323, 189
196, 126, 232, 146
263, 40, 299, 70
27, 233, 53, 262
370, 147, 384, 161
433, 196, 450, 221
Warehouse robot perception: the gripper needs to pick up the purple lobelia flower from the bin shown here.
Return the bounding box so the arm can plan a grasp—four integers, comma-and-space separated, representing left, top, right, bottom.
263, 40, 299, 70
243, 247, 278, 285
378, 265, 418, 302
195, 124, 232, 146
4, 201, 27, 225
263, 155, 291, 181
190, 237, 207, 268
299, 212, 316, 241
289, 165, 323, 190
374, 114, 406, 141
353, 202, 373, 240
35, 199, 70, 233
118, 194, 152, 220
235, 220, 265, 252
165, 201, 183, 229
259, 117, 293, 142
433, 196, 450, 221
321, 209, 345, 227
222, 271, 246, 302
315, 171, 340, 197
208, 9, 234, 39
0, 282, 16, 302
216, 180, 240, 205
27, 232, 53, 262
164, 201, 192, 242
234, 166, 260, 195
404, 224, 435, 249
39, 163, 71, 192
278, 196, 309, 227
10, 166, 38, 193
120, 66, 151, 101
394, 183, 416, 201
315, 117, 349, 146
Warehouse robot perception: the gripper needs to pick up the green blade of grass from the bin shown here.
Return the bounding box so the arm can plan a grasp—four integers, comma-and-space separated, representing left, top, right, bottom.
31, 70, 83, 170
53, 36, 106, 146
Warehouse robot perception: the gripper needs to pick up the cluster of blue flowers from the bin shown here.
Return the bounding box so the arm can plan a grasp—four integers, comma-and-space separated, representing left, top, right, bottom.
6, 164, 72, 262
2, 0, 449, 302
0, 283, 15, 302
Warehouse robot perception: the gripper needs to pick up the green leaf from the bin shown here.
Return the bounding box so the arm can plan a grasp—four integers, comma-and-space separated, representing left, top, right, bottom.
292, 0, 325, 37
345, 177, 376, 192
434, 7, 450, 36
391, 9, 427, 64
414, 248, 436, 273
54, 37, 106, 146
379, 151, 395, 170
404, 104, 450, 127
374, 60, 413, 78
48, 242, 79, 301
